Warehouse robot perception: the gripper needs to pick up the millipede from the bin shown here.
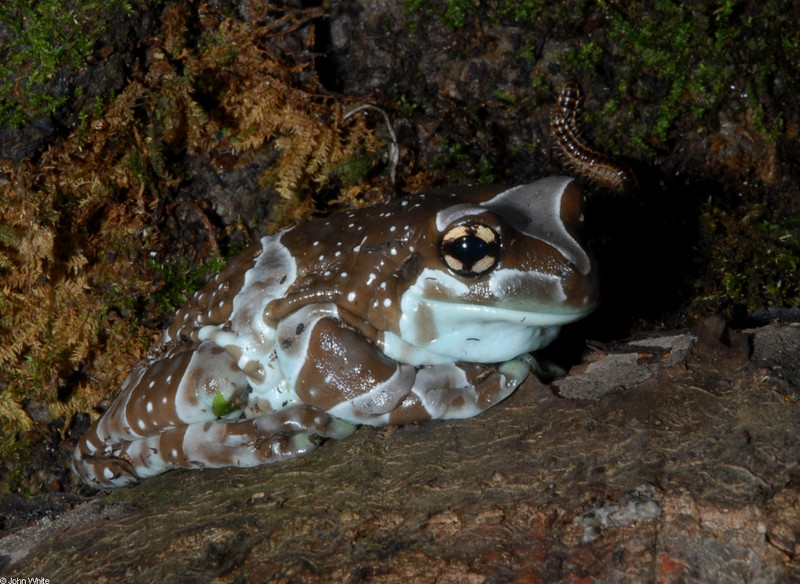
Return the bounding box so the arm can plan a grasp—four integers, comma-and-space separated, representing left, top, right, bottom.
551, 78, 637, 193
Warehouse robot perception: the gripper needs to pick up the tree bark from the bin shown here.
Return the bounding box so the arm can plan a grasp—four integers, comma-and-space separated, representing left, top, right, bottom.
4, 318, 800, 582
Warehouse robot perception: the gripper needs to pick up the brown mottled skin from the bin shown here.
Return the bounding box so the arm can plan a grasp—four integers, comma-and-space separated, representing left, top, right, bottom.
74, 177, 598, 487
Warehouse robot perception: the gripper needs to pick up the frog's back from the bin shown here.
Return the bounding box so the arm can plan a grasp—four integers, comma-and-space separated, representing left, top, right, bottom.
163, 240, 276, 344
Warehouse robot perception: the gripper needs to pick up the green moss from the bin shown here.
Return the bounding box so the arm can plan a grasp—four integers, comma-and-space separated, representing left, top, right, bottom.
22, 355, 51, 395
332, 152, 378, 187
493, 90, 517, 104
561, 41, 604, 73
404, 0, 797, 155
149, 255, 225, 315
475, 159, 495, 184
599, 0, 796, 147
495, 0, 548, 21
0, 436, 33, 495
0, 0, 131, 127
402, 0, 479, 29
397, 96, 420, 117
404, 0, 566, 29
692, 200, 800, 318
430, 139, 471, 168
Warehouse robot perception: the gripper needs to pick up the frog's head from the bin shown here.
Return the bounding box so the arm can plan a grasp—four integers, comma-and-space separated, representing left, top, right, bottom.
382, 176, 598, 366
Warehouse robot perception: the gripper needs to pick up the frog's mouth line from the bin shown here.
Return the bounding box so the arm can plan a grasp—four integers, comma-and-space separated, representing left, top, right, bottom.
412, 295, 595, 328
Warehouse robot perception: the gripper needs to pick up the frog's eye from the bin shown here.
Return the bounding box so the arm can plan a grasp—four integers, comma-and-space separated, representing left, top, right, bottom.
440, 223, 501, 277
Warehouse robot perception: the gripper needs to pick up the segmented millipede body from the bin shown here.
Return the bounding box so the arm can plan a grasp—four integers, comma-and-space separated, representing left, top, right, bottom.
551, 78, 637, 193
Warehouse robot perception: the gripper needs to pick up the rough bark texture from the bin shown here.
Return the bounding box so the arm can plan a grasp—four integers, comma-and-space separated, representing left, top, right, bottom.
4, 318, 800, 582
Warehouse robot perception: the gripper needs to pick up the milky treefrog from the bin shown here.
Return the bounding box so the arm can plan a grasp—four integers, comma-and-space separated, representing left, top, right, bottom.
73, 176, 598, 487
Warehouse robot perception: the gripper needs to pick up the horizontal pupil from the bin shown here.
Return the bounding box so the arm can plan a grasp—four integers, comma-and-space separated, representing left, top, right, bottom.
449, 235, 489, 264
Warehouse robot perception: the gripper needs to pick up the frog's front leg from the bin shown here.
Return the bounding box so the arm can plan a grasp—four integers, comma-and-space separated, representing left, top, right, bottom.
278, 306, 532, 426
102, 405, 355, 485
72, 339, 353, 488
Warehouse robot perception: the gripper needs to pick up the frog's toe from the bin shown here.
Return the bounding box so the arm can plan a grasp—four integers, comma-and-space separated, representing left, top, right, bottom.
498, 356, 535, 387
251, 405, 357, 439
251, 430, 320, 460
72, 454, 141, 488
250, 412, 357, 458
279, 421, 355, 456
317, 416, 357, 439
214, 411, 355, 465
